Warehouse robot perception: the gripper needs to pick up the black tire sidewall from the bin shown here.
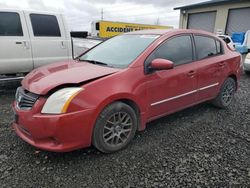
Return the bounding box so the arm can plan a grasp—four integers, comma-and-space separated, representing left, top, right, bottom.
93, 102, 137, 153
216, 77, 236, 108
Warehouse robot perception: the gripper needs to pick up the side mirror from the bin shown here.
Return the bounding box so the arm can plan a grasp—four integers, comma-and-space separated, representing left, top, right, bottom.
150, 58, 174, 70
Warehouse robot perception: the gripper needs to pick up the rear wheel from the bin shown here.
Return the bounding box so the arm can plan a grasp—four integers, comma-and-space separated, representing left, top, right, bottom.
212, 77, 236, 108
92, 102, 137, 153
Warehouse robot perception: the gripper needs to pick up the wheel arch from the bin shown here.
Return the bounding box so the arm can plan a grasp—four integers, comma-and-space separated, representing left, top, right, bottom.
94, 94, 145, 132
228, 74, 237, 89
116, 99, 141, 131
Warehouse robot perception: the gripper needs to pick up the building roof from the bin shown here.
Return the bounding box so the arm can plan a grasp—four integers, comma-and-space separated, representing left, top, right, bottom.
174, 0, 249, 10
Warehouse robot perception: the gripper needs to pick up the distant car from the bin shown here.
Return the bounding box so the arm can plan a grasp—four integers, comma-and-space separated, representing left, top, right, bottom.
244, 53, 250, 73
218, 35, 235, 50
12, 29, 241, 153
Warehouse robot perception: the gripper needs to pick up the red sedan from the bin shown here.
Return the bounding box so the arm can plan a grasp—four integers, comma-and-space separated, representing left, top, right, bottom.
12, 29, 241, 153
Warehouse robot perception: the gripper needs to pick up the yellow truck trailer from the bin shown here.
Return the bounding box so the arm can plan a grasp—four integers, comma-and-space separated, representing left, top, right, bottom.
91, 20, 173, 38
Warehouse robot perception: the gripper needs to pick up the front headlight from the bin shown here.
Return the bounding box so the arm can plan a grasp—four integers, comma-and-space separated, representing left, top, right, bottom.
41, 87, 84, 114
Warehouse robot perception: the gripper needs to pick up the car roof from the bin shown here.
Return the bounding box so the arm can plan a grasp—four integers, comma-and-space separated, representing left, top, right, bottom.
125, 29, 173, 35
0, 8, 61, 15
125, 29, 217, 37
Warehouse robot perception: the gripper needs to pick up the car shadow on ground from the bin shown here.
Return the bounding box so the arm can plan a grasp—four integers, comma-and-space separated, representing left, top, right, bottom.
0, 80, 21, 95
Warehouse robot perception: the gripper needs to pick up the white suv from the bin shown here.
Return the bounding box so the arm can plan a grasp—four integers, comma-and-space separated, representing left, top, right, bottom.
244, 53, 250, 73
218, 35, 235, 50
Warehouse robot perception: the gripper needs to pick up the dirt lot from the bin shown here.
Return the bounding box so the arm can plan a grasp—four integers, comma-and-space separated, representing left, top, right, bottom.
0, 73, 250, 187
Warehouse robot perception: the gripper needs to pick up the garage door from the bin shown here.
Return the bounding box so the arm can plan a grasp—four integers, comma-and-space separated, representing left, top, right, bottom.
187, 11, 216, 33
226, 8, 250, 35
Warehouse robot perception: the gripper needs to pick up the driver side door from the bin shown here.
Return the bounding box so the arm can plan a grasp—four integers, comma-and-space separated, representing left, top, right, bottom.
145, 34, 199, 120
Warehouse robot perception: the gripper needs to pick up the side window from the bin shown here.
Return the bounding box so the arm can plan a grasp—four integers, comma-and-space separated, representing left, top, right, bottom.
224, 37, 231, 44
30, 14, 61, 37
0, 12, 23, 36
96, 22, 100, 30
147, 35, 193, 66
194, 35, 217, 60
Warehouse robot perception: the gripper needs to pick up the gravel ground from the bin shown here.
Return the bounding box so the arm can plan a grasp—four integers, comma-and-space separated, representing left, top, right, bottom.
0, 73, 250, 187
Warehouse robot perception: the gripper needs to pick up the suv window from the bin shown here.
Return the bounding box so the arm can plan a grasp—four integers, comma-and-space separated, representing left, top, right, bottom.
0, 12, 23, 36
194, 35, 219, 60
146, 35, 193, 67
30, 14, 61, 37
224, 37, 231, 44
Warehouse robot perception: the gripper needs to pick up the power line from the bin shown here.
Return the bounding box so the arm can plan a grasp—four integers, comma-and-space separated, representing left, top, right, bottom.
67, 13, 174, 26
92, 0, 202, 10
104, 10, 169, 19
101, 8, 104, 20
97, 4, 137, 10
102, 6, 156, 13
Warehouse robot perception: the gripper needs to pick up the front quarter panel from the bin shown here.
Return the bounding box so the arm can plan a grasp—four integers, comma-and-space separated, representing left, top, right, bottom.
66, 66, 148, 130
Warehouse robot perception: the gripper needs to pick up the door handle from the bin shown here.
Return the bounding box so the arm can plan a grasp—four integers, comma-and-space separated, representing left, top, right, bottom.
61, 41, 66, 49
15, 41, 29, 49
187, 70, 196, 77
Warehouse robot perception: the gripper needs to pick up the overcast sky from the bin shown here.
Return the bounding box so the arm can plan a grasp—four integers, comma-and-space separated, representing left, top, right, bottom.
0, 0, 205, 31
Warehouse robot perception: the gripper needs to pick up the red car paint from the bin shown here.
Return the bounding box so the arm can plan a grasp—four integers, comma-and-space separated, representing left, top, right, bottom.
12, 29, 241, 152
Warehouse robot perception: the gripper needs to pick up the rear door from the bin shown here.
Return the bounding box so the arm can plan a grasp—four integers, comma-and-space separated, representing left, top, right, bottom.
24, 12, 70, 68
0, 10, 33, 74
194, 35, 224, 101
146, 35, 198, 119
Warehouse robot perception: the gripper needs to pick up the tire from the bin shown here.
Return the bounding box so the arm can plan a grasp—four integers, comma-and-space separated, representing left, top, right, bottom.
212, 77, 236, 109
245, 70, 250, 75
92, 102, 137, 153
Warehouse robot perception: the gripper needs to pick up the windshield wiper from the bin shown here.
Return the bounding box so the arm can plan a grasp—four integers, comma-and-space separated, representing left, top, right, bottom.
80, 59, 113, 67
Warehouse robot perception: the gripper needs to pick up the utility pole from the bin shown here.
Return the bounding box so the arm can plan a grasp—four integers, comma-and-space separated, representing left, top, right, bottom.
101, 8, 104, 20
155, 17, 160, 25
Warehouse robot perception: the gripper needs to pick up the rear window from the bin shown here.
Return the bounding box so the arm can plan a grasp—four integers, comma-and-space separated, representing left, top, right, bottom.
96, 22, 100, 30
194, 35, 218, 60
0, 12, 23, 36
30, 14, 61, 37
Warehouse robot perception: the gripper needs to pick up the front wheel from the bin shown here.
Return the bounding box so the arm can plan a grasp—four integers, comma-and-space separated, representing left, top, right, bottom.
212, 77, 236, 108
92, 102, 137, 153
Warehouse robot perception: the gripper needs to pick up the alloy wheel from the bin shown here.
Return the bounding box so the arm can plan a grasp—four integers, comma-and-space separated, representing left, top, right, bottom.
103, 112, 133, 147
222, 81, 235, 105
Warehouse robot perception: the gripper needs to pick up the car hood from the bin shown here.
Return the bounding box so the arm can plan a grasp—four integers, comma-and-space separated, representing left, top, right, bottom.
22, 60, 120, 95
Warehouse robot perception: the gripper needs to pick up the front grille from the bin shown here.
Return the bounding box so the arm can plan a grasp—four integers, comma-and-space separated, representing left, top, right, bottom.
15, 87, 39, 110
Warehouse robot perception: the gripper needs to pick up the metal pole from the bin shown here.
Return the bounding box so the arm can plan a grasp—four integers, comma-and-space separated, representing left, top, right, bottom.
0, 77, 24, 82
101, 8, 104, 20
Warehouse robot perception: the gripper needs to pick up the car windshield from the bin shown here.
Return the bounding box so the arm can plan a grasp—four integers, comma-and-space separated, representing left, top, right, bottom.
79, 34, 159, 68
